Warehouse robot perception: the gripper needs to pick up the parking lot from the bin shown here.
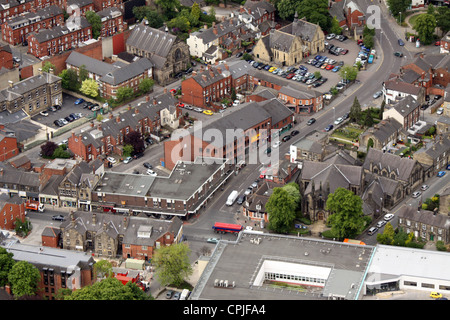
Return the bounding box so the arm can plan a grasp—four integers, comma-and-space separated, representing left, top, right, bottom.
31, 93, 96, 129
248, 36, 365, 93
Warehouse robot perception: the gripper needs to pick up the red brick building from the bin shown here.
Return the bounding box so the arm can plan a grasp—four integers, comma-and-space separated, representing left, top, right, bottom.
41, 226, 60, 248
92, 0, 123, 12
1, 5, 64, 45
277, 85, 324, 113
0, 45, 13, 69
27, 17, 92, 58
0, 194, 26, 231
97, 7, 125, 38
181, 64, 232, 110
0, 131, 19, 162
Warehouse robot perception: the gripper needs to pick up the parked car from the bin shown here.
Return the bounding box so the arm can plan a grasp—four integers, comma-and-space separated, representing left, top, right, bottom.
74, 98, 84, 105
172, 292, 181, 300
39, 111, 49, 117
123, 156, 133, 164
376, 220, 387, 228
373, 91, 383, 99
437, 107, 444, 115
272, 141, 282, 148
326, 33, 335, 40
147, 169, 157, 176
367, 227, 378, 235
52, 215, 65, 221
53, 120, 63, 127
307, 118, 316, 125
291, 130, 299, 136
421, 184, 429, 191
236, 52, 243, 58
412, 191, 422, 198
165, 290, 174, 299
398, 39, 405, 46
107, 157, 117, 164
384, 213, 394, 221
334, 117, 344, 125
143, 162, 153, 169
236, 195, 246, 205
203, 110, 214, 116
282, 135, 291, 142
325, 124, 334, 132
437, 171, 446, 177
430, 292, 443, 299
207, 238, 220, 244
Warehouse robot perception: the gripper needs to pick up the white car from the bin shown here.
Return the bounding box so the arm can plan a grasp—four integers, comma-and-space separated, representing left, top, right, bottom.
376, 220, 387, 228
334, 117, 344, 125
437, 107, 444, 115
147, 169, 157, 176
373, 91, 383, 99
233, 100, 240, 107
412, 191, 422, 198
40, 111, 49, 117
272, 141, 282, 149
107, 157, 116, 164
326, 33, 336, 40
421, 184, 429, 191
384, 213, 394, 221
123, 156, 133, 164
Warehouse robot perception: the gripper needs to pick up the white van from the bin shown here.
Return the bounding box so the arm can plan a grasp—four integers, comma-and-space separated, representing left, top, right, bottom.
180, 289, 190, 300
226, 190, 238, 206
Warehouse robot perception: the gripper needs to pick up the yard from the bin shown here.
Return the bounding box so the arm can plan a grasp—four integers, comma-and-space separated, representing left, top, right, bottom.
330, 123, 364, 146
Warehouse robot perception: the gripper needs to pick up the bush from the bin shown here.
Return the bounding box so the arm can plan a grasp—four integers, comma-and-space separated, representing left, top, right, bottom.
436, 241, 447, 251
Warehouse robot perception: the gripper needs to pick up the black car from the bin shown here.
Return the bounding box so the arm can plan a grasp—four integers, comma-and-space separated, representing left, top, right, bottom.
307, 118, 316, 125
325, 124, 334, 132
54, 104, 62, 110
53, 120, 63, 127
65, 116, 74, 122
133, 152, 144, 159
420, 104, 429, 110
184, 67, 193, 74
282, 135, 291, 142
52, 215, 65, 221
237, 195, 246, 205
342, 112, 350, 120
236, 52, 243, 58
143, 162, 153, 169
174, 72, 183, 78
291, 130, 299, 136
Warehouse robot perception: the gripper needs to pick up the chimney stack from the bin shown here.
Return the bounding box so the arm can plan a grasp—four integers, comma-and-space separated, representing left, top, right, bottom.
116, 115, 121, 123
92, 213, 97, 225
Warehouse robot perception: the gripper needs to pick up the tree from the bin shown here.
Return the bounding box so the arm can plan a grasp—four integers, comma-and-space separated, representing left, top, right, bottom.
139, 78, 154, 94
52, 145, 71, 158
85, 11, 102, 39
376, 222, 395, 245
80, 79, 99, 98
436, 6, 450, 35
42, 61, 56, 73
78, 64, 89, 83
116, 87, 134, 103
266, 187, 297, 233
413, 13, 437, 45
191, 2, 202, 26
41, 141, 58, 158
339, 65, 358, 81
277, 0, 300, 20
379, 100, 385, 119
363, 109, 374, 127
132, 6, 164, 28
123, 144, 134, 158
349, 97, 362, 123
314, 71, 322, 79
94, 259, 113, 279
155, 0, 181, 20
59, 69, 80, 91
152, 243, 193, 287
0, 247, 15, 287
326, 187, 366, 240
282, 182, 301, 207
386, 0, 411, 22
330, 16, 343, 35
296, 0, 331, 31
65, 277, 150, 300
124, 130, 145, 154
8, 261, 41, 298
14, 217, 31, 237
427, 4, 435, 15
363, 35, 374, 49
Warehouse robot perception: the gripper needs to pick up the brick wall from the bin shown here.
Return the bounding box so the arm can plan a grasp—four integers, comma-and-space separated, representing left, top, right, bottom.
0, 201, 26, 231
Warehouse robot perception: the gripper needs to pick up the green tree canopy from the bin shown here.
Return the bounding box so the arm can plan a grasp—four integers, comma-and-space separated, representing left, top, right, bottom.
132, 6, 164, 28
339, 65, 358, 81
386, 0, 411, 22
116, 87, 134, 103
65, 277, 150, 300
436, 6, 450, 35
139, 78, 154, 94
59, 69, 80, 91
80, 78, 99, 98
282, 182, 301, 207
0, 247, 15, 287
42, 61, 56, 73
326, 187, 366, 239
8, 261, 41, 298
152, 243, 193, 287
155, 0, 181, 20
349, 96, 362, 123
413, 13, 437, 45
266, 187, 297, 233
330, 16, 343, 35
85, 11, 102, 39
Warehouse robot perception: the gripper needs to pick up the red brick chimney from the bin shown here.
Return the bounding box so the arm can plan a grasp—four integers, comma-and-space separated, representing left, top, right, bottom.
116, 115, 121, 123
212, 22, 217, 35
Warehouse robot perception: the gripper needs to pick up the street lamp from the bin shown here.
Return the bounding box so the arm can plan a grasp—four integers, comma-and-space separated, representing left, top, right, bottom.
399, 12, 401, 25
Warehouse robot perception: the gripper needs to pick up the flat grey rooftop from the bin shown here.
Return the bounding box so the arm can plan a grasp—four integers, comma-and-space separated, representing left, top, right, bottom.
94, 172, 155, 196
192, 232, 374, 300
149, 159, 224, 200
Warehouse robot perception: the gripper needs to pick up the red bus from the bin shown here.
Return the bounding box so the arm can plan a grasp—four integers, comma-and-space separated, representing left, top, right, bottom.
212, 222, 243, 234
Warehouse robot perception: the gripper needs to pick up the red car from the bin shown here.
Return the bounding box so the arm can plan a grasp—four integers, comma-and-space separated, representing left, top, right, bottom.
325, 64, 334, 70
340, 49, 349, 55
435, 41, 441, 46
170, 89, 177, 93
286, 73, 296, 79
177, 102, 185, 108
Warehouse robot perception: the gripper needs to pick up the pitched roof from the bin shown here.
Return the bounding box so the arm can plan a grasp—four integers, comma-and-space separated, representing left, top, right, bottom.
383, 79, 423, 95
100, 58, 153, 85
360, 118, 403, 144
397, 205, 450, 229
390, 95, 421, 116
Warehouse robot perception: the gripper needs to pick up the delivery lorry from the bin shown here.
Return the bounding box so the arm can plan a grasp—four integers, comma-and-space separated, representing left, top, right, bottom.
26, 200, 45, 212
226, 190, 238, 206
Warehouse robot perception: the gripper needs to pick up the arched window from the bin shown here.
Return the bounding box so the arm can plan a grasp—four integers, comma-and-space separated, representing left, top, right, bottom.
174, 48, 182, 61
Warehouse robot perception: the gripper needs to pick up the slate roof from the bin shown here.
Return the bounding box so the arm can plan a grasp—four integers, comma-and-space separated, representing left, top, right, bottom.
390, 95, 421, 116
66, 51, 118, 77
258, 98, 294, 126
192, 65, 231, 88
126, 24, 176, 69
193, 18, 243, 45
100, 58, 153, 85
0, 72, 60, 99
227, 60, 252, 79
279, 85, 322, 100
301, 161, 363, 194
329, 0, 345, 22
383, 79, 423, 96
97, 7, 122, 20
30, 17, 90, 43
397, 205, 450, 229
360, 118, 404, 144
5, 5, 62, 28
363, 148, 419, 182
243, 0, 276, 21
282, 18, 321, 42
414, 138, 450, 160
